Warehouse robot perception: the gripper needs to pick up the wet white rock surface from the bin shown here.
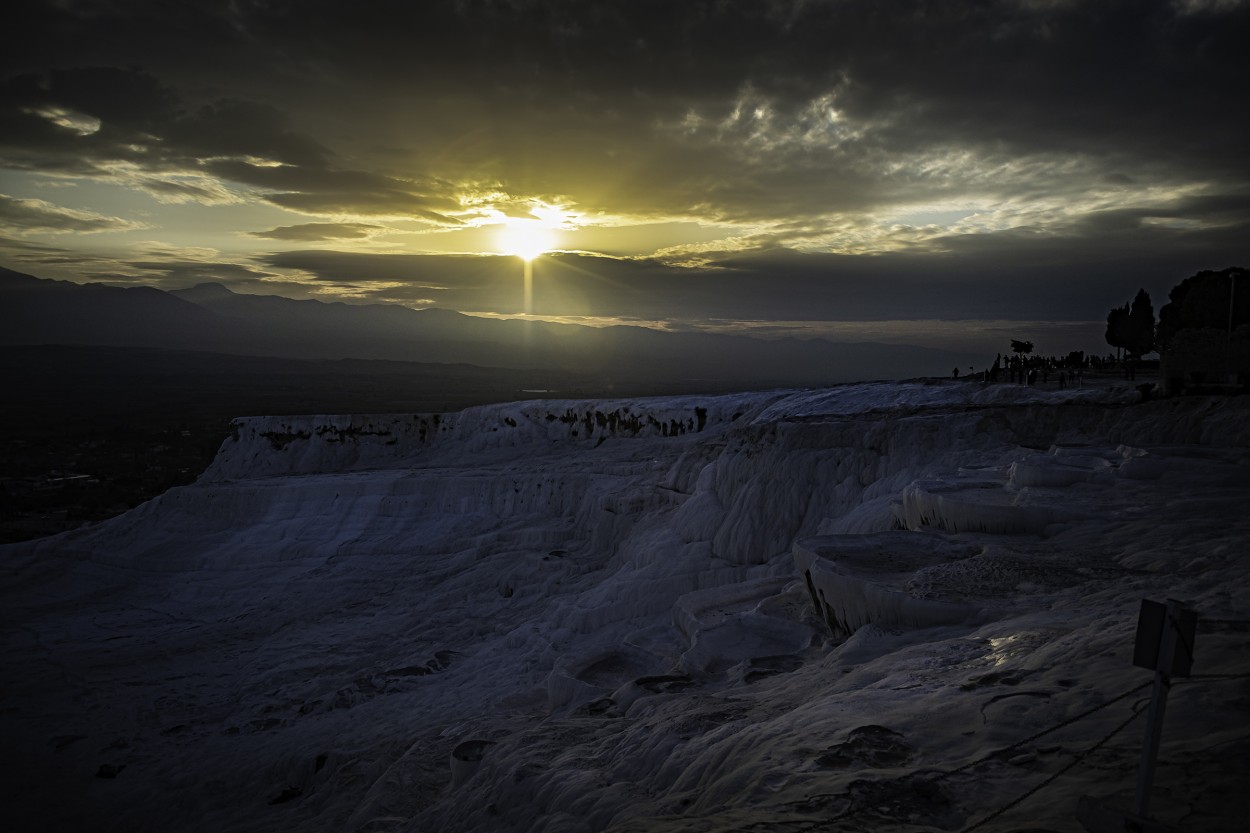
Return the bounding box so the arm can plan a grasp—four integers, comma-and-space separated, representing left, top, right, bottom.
2, 382, 1248, 832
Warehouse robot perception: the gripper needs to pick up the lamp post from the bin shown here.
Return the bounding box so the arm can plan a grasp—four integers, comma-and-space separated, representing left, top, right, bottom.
1226, 272, 1237, 384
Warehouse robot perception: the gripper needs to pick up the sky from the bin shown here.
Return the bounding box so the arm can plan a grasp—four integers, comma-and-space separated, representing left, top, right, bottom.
2, 0, 1248, 355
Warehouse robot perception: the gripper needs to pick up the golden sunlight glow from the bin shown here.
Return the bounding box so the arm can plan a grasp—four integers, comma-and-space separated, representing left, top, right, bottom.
495, 218, 556, 261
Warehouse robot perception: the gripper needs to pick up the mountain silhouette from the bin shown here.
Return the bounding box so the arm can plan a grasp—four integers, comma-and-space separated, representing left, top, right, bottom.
1, 267, 975, 386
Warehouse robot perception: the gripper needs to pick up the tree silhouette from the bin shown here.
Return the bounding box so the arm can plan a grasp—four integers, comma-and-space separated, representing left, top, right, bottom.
1010, 339, 1033, 355
1157, 267, 1249, 390
1157, 267, 1249, 348
1105, 302, 1131, 359
1126, 289, 1156, 357
1105, 288, 1155, 358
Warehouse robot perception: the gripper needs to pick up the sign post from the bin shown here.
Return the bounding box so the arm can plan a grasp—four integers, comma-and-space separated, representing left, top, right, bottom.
1078, 598, 1196, 833
1132, 598, 1195, 821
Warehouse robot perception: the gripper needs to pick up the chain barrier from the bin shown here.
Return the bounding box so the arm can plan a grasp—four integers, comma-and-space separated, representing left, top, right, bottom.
958, 699, 1149, 833
766, 651, 1246, 833
934, 667, 1250, 832
938, 679, 1152, 781
799, 680, 1153, 832
1178, 671, 1250, 681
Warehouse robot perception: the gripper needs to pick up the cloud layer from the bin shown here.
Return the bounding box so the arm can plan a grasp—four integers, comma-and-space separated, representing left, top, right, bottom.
1, 0, 1247, 332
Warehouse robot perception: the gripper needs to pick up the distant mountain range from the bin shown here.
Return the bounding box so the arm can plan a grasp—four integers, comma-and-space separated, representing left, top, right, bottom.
0, 267, 975, 386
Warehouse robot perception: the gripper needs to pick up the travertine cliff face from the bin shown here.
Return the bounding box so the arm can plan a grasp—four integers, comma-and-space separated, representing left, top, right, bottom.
3, 382, 1247, 833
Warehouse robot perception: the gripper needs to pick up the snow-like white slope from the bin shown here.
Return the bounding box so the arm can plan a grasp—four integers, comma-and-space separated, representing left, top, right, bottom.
2, 381, 1248, 833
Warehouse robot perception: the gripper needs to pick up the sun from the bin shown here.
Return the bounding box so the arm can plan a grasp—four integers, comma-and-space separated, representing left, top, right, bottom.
495, 218, 556, 261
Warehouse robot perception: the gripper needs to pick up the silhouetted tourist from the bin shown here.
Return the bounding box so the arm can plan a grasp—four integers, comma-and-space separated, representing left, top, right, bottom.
953, 367, 959, 380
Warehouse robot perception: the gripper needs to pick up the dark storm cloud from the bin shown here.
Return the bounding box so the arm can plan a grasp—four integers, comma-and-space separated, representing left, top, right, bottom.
249, 222, 382, 242
261, 250, 507, 295
163, 99, 330, 167
0, 66, 461, 217
262, 212, 1245, 323
90, 259, 279, 288
3, 0, 1248, 323
0, 193, 145, 233
0, 67, 327, 169
0, 235, 83, 271
8, 2, 1248, 200
231, 1, 1248, 196
0, 235, 68, 254
0, 65, 175, 140
201, 160, 462, 221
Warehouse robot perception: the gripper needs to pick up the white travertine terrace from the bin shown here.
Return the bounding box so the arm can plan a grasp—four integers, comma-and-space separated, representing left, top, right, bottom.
2, 381, 1248, 832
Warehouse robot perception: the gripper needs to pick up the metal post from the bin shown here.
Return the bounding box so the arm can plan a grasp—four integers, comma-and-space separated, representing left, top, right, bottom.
1078, 599, 1195, 833
1133, 598, 1183, 820
1227, 273, 1237, 384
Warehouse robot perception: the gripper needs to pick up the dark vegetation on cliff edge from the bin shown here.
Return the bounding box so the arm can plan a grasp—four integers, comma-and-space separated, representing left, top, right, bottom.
0, 346, 756, 544
4, 266, 1244, 544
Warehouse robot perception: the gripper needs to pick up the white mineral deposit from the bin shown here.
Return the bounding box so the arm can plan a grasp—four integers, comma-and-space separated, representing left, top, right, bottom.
3, 381, 1247, 832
